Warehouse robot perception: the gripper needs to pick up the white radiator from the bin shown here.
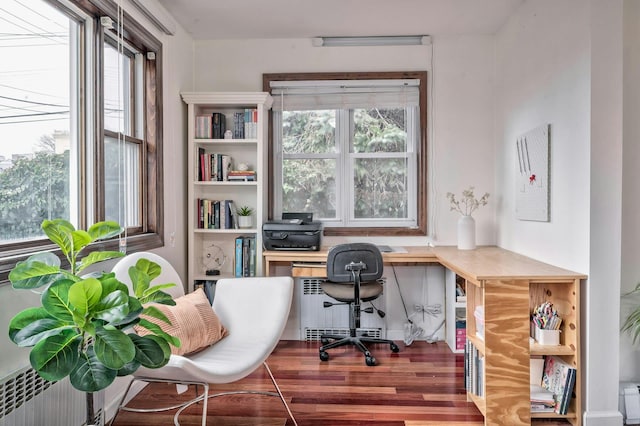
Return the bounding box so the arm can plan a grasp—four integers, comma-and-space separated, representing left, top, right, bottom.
0, 366, 104, 426
298, 277, 387, 341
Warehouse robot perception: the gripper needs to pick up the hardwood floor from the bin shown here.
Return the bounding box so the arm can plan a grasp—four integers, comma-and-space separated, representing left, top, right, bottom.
111, 340, 573, 426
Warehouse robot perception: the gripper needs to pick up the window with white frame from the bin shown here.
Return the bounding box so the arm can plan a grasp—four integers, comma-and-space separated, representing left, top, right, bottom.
265, 72, 427, 235
0, 0, 163, 281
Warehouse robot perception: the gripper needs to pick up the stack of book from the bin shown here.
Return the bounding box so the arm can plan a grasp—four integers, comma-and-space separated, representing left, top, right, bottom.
234, 235, 256, 277
227, 170, 256, 181
195, 113, 227, 139
196, 199, 238, 229
197, 149, 232, 181
540, 355, 577, 414
530, 384, 555, 413
464, 339, 484, 397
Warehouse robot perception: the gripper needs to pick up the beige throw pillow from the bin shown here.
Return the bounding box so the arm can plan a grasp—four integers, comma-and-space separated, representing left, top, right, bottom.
135, 288, 228, 356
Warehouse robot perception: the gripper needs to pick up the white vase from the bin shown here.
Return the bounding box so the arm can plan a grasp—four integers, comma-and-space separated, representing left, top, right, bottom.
457, 215, 476, 250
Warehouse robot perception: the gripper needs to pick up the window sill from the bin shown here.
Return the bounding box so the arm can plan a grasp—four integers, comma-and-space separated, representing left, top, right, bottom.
0, 232, 163, 285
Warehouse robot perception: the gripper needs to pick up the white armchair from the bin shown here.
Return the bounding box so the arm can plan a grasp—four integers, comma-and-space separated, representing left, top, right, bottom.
108, 252, 296, 425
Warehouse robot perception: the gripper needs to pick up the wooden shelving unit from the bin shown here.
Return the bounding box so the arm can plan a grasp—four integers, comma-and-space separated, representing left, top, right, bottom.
435, 246, 585, 426
182, 92, 272, 290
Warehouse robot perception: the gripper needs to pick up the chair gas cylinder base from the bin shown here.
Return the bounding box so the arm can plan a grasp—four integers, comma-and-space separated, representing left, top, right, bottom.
318, 243, 400, 366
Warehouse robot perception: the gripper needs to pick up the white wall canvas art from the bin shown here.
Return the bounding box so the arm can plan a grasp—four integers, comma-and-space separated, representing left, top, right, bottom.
515, 124, 550, 221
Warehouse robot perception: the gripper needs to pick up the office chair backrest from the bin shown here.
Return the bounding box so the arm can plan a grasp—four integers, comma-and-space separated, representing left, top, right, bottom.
326, 243, 383, 283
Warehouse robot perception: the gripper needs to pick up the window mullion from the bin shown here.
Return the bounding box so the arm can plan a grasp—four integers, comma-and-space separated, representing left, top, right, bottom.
337, 109, 350, 225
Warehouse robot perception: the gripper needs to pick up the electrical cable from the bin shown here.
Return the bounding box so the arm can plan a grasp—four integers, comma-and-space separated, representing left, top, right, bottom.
390, 265, 424, 346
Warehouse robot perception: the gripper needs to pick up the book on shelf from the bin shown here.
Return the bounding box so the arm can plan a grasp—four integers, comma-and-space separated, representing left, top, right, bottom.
227, 170, 256, 181
234, 235, 256, 277
541, 355, 576, 415
195, 115, 212, 139
212, 112, 226, 139
196, 199, 236, 229
233, 112, 245, 138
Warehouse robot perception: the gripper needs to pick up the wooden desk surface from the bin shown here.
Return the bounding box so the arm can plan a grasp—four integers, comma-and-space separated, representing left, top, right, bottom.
263, 245, 586, 281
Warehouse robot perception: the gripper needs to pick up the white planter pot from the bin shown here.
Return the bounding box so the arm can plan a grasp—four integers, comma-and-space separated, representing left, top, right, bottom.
238, 216, 252, 229
457, 215, 476, 250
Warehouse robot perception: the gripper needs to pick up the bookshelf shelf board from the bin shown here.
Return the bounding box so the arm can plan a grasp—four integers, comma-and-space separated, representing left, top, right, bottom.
194, 273, 234, 281
194, 139, 258, 145
194, 181, 258, 186
468, 392, 486, 417
194, 228, 257, 234
454, 302, 466, 309
530, 342, 575, 356
531, 411, 576, 419
467, 334, 485, 354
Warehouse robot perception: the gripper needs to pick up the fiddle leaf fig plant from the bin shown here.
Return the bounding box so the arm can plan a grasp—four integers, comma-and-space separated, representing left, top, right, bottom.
8, 219, 179, 425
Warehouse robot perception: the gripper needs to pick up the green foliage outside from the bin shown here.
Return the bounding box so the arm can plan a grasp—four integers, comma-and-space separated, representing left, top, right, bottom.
0, 150, 69, 241
281, 108, 409, 220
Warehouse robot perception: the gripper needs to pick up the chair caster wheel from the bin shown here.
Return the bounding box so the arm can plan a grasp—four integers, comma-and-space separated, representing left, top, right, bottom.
320, 351, 329, 361
365, 355, 376, 366
390, 343, 399, 353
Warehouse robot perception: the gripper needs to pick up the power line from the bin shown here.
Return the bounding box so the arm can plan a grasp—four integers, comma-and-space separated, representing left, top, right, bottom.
0, 116, 67, 125
14, 0, 67, 31
0, 6, 65, 46
0, 95, 67, 108
0, 83, 66, 100
0, 111, 68, 119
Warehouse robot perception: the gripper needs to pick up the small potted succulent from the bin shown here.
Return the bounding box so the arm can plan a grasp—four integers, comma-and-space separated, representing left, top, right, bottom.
236, 205, 254, 229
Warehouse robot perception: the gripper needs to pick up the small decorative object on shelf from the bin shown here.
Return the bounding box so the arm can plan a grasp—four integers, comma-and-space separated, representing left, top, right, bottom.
237, 205, 254, 229
446, 186, 489, 250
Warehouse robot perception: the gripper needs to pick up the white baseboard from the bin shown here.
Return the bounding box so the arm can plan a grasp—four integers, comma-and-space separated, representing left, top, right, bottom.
583, 410, 624, 426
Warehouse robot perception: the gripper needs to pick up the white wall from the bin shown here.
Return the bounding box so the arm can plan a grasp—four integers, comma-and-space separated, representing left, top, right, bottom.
496, 0, 625, 424
620, 0, 640, 384
495, 0, 590, 273
193, 36, 497, 247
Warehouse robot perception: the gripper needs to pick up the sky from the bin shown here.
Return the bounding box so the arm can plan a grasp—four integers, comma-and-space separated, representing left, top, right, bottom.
0, 0, 70, 159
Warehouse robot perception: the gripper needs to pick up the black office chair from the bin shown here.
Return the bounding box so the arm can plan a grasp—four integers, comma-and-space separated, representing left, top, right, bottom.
319, 243, 399, 366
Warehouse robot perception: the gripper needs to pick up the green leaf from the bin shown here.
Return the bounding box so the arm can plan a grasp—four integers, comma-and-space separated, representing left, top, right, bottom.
41, 219, 74, 257
42, 279, 75, 321
68, 278, 102, 316
130, 334, 168, 368
71, 230, 92, 254
70, 346, 117, 392
141, 305, 171, 324
128, 267, 151, 298
99, 272, 130, 295
136, 318, 180, 348
29, 329, 82, 382
94, 325, 136, 370
117, 359, 141, 376
9, 307, 71, 346
9, 254, 66, 290
93, 290, 130, 323
141, 291, 175, 306
77, 251, 125, 273
141, 283, 176, 300
87, 221, 123, 241
134, 258, 162, 281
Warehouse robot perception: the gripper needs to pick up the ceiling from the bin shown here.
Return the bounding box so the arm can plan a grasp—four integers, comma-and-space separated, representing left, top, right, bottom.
157, 0, 524, 40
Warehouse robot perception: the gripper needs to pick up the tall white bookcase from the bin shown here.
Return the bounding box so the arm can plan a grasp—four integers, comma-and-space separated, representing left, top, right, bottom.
181, 92, 273, 291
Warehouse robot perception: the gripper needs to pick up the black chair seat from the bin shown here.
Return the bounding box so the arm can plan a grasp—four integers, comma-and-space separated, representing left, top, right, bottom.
321, 280, 382, 303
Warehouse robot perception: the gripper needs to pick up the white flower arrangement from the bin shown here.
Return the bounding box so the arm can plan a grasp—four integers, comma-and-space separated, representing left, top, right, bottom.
446, 186, 490, 217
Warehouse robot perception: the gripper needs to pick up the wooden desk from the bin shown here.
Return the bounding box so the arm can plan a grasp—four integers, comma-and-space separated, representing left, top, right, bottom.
263, 245, 439, 276
263, 245, 586, 426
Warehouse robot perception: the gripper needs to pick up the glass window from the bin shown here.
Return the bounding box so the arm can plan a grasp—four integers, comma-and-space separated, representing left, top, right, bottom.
0, 0, 164, 281
267, 72, 426, 235
0, 0, 76, 242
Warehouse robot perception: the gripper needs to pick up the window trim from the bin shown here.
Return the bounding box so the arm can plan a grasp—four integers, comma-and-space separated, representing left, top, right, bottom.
263, 71, 428, 237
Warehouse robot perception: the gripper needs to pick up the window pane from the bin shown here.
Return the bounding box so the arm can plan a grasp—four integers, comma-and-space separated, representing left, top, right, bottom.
354, 158, 408, 219
282, 158, 336, 219
353, 108, 406, 153
104, 136, 140, 227
104, 42, 133, 135
282, 110, 336, 154
0, 0, 74, 242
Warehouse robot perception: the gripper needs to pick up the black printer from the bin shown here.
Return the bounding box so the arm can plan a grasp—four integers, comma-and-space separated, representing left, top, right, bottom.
262, 213, 322, 251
